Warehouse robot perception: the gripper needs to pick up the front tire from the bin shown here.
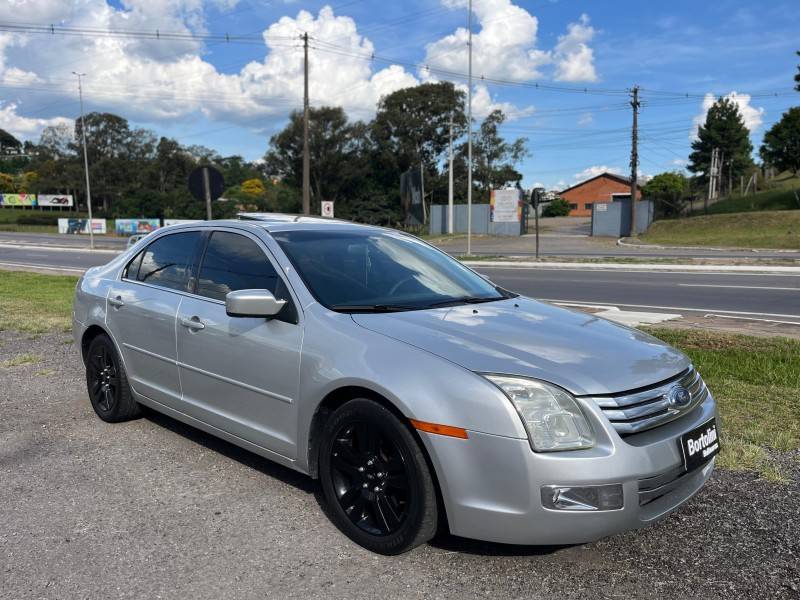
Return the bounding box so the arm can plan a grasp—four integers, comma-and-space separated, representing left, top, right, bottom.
85, 335, 141, 422
319, 399, 438, 554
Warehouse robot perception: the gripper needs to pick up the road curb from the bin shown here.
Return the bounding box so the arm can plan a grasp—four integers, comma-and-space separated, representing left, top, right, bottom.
463, 260, 800, 274
0, 242, 120, 255
616, 237, 800, 254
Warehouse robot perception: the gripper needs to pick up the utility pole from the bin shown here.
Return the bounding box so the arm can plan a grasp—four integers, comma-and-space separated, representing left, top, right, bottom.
302, 32, 310, 215
448, 115, 454, 234
466, 0, 473, 254
73, 71, 94, 250
629, 85, 639, 237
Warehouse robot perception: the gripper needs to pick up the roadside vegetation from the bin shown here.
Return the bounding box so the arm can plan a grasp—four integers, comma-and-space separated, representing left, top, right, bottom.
0, 270, 78, 333
0, 353, 41, 368
641, 209, 800, 249
0, 269, 795, 481
646, 328, 800, 481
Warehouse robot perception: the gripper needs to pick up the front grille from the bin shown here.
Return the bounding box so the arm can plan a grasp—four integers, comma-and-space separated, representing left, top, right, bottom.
586, 367, 708, 436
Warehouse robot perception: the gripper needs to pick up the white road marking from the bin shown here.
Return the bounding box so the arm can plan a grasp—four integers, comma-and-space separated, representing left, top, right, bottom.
539, 299, 800, 322
703, 314, 800, 326
679, 283, 799, 291
0, 261, 85, 273
553, 302, 681, 326
0, 242, 119, 254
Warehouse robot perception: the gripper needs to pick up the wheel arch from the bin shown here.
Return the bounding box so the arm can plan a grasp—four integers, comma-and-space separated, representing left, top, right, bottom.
306, 385, 450, 532
81, 324, 111, 363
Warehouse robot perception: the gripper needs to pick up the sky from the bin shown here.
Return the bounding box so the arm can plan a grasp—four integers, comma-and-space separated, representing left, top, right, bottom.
0, 0, 798, 191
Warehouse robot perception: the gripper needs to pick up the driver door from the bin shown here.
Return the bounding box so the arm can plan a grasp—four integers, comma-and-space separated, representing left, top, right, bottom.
175, 229, 302, 459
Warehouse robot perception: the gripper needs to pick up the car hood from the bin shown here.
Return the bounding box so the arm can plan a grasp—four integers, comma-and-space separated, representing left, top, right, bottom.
351, 297, 689, 396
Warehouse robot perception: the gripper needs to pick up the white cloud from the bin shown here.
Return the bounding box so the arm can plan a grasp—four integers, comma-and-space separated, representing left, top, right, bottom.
691, 91, 765, 139
468, 83, 534, 121
0, 3, 420, 137
672, 158, 687, 167
553, 14, 597, 82
0, 102, 72, 138
574, 165, 622, 181
577, 111, 593, 126
423, 0, 550, 81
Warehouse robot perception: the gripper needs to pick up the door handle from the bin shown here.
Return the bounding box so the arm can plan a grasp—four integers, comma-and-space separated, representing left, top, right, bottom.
109, 296, 125, 308
180, 316, 205, 331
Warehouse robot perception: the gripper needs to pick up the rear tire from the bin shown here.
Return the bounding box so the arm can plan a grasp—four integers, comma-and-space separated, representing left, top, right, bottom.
319, 399, 438, 554
85, 335, 141, 422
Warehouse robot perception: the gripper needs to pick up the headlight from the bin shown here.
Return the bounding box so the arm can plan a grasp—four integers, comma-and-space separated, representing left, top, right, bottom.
485, 375, 595, 452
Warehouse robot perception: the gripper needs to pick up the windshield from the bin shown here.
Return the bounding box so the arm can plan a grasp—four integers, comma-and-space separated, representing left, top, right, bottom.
272, 229, 510, 311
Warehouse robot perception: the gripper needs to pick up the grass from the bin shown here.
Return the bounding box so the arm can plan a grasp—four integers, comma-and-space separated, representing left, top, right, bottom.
641, 210, 800, 249
645, 328, 800, 481
0, 270, 79, 333
704, 172, 800, 215
0, 353, 40, 368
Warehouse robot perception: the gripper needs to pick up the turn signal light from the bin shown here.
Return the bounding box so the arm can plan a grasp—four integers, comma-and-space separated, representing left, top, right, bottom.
410, 419, 469, 439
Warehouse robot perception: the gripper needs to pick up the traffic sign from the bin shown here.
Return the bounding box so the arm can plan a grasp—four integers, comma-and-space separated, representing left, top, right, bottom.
188, 166, 225, 219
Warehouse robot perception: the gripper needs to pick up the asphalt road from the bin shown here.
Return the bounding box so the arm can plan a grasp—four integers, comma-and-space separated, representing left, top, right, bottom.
3, 230, 800, 260
2, 241, 798, 324
2, 331, 798, 599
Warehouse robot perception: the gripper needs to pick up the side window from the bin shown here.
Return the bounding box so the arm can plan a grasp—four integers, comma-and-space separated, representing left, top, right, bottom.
123, 251, 144, 280
136, 231, 202, 292
196, 231, 280, 301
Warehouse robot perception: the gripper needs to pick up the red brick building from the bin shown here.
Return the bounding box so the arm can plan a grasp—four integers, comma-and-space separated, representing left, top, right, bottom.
559, 172, 642, 217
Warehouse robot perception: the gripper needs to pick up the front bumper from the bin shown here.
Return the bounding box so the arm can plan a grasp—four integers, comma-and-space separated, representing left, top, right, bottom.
421, 391, 718, 545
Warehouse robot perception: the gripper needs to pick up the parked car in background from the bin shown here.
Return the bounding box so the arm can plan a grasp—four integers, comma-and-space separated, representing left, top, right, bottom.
125, 233, 147, 249
72, 215, 719, 554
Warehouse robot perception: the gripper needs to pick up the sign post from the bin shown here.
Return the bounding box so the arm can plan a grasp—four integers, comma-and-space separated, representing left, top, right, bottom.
532, 187, 544, 260
188, 165, 225, 220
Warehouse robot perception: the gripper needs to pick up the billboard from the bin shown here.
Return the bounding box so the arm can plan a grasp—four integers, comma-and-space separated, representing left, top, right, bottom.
37, 194, 74, 207
0, 193, 36, 207
163, 219, 202, 227
115, 218, 160, 235
490, 188, 522, 223
58, 218, 107, 235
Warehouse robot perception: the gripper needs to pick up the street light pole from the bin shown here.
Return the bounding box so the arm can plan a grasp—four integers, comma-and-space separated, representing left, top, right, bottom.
466, 0, 473, 255
73, 71, 94, 250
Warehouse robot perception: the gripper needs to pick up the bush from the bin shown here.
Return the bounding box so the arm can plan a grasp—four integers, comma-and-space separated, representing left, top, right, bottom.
542, 197, 571, 217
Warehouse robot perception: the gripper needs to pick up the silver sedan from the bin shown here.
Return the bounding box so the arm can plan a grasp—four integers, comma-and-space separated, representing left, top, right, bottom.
73, 215, 719, 554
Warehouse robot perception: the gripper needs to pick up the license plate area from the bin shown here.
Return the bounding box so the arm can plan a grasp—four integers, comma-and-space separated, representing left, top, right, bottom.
680, 418, 720, 472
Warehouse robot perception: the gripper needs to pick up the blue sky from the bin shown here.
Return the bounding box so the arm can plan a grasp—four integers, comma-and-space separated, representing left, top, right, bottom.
0, 0, 798, 190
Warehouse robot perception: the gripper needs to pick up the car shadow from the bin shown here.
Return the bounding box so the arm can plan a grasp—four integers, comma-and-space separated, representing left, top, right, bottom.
143, 409, 578, 558
429, 533, 571, 557
143, 408, 318, 495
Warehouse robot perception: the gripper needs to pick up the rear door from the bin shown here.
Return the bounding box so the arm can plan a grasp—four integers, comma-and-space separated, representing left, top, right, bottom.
175, 229, 303, 459
106, 230, 203, 409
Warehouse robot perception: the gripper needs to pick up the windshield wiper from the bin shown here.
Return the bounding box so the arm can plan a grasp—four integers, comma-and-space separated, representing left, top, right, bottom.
331, 304, 420, 313
425, 295, 504, 308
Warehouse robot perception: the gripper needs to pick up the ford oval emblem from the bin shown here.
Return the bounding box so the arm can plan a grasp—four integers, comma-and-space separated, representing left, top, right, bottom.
666, 385, 692, 408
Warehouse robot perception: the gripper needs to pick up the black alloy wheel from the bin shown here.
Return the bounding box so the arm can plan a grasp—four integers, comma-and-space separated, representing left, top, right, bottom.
85, 335, 141, 422
319, 399, 438, 554
330, 421, 411, 536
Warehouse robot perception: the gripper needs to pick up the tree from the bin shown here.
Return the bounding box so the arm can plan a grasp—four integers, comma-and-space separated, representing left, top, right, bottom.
371, 82, 467, 185
264, 106, 370, 214
642, 171, 690, 216
795, 50, 800, 92
688, 97, 753, 191
457, 109, 528, 198
760, 107, 800, 175
542, 197, 570, 217
241, 178, 266, 197
0, 128, 22, 153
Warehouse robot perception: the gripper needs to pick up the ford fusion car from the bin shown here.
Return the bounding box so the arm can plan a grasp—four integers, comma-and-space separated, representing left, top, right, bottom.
72, 215, 720, 555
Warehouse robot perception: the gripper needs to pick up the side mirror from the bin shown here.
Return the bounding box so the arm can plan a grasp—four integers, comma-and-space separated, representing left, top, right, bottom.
225, 289, 287, 318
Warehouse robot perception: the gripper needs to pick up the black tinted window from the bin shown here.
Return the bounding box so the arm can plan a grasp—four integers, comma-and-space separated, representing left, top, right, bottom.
136, 231, 201, 291
196, 231, 280, 301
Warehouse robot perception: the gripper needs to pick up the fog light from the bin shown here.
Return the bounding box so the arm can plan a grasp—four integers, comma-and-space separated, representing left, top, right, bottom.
541, 484, 624, 511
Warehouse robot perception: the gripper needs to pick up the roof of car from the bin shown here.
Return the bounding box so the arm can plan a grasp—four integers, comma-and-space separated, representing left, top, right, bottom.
235, 212, 383, 233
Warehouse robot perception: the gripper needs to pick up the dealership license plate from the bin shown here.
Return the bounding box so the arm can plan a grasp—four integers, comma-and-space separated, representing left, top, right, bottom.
680, 418, 720, 472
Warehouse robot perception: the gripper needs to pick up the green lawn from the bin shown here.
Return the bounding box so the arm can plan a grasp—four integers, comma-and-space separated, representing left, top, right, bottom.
0, 270, 796, 480
0, 270, 79, 333
646, 328, 800, 481
704, 172, 800, 215
641, 210, 800, 249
